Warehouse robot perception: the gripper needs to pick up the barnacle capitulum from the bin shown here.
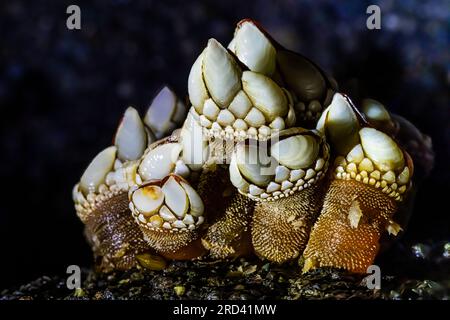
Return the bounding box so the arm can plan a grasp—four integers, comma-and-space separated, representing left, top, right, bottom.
73, 111, 150, 270
179, 111, 211, 171
360, 98, 434, 177
144, 86, 187, 139
128, 174, 206, 257
229, 128, 330, 263
361, 98, 396, 134
188, 38, 296, 141
127, 115, 210, 259
115, 107, 148, 162
303, 94, 414, 273
75, 108, 149, 224
228, 20, 276, 76
229, 19, 337, 125
138, 142, 184, 180
316, 92, 363, 155
137, 113, 210, 182
229, 129, 329, 202
73, 87, 192, 270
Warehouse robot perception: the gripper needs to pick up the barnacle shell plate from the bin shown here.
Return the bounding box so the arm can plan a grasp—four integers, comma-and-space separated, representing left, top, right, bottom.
230, 130, 329, 202
129, 175, 205, 232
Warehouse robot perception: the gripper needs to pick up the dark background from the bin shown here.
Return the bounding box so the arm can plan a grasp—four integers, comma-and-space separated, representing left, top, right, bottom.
0, 0, 448, 289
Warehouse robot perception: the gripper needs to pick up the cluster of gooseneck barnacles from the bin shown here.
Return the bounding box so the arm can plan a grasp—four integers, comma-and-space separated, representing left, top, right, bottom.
73, 19, 433, 274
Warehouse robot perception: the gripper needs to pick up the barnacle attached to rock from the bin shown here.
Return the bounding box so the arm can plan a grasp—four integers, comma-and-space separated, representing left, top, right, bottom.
303, 93, 414, 273
73, 88, 190, 271
127, 112, 213, 259
71, 18, 431, 276
229, 128, 330, 263
73, 110, 149, 271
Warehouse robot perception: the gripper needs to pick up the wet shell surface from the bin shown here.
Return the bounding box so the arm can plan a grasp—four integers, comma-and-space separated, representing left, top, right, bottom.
229, 19, 335, 124
229, 129, 329, 203
187, 38, 295, 141
129, 175, 206, 253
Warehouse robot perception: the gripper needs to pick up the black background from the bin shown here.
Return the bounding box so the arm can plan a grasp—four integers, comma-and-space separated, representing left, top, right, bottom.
0, 0, 448, 289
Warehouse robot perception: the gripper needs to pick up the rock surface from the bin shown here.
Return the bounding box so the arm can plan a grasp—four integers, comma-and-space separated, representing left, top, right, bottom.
2, 241, 449, 300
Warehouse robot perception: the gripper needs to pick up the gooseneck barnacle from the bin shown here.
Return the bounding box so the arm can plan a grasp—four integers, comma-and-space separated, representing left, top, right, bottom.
73, 19, 432, 274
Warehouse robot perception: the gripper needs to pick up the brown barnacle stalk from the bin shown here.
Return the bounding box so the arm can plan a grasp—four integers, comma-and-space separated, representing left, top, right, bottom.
229, 128, 330, 263
228, 19, 337, 125
73, 107, 151, 271
302, 93, 414, 273
200, 176, 256, 260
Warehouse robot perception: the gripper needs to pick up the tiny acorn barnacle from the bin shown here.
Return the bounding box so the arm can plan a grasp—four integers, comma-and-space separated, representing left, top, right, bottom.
72, 18, 432, 277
